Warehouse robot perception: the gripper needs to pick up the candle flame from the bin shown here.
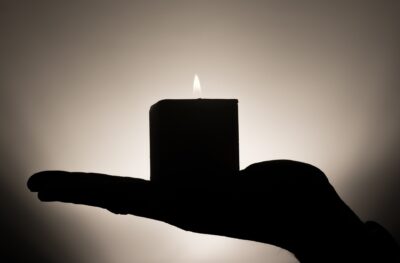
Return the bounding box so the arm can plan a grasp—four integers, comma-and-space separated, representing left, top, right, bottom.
193, 74, 201, 97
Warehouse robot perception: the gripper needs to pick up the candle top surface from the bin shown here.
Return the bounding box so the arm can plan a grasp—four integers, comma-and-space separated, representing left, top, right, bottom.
157, 99, 237, 101
150, 99, 238, 111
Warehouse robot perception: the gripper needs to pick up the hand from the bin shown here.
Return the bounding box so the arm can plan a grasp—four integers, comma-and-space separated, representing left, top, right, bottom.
27, 160, 384, 262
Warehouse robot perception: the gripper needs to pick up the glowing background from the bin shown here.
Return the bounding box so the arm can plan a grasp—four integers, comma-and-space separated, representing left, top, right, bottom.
1, 1, 399, 262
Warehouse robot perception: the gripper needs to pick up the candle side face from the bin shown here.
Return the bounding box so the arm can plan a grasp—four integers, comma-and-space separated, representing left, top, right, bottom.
150, 99, 239, 183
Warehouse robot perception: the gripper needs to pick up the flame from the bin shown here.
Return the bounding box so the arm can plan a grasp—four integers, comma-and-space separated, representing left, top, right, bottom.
193, 74, 201, 97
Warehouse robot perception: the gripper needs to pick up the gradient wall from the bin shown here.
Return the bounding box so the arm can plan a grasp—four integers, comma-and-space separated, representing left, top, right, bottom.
1, 1, 399, 262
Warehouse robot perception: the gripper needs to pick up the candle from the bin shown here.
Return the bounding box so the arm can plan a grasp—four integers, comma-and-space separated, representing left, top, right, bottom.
149, 75, 239, 183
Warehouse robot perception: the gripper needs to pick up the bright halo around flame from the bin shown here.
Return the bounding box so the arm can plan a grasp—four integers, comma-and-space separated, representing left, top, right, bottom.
193, 74, 201, 97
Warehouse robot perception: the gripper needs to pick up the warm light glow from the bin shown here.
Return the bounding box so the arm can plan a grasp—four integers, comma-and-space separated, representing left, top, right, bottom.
193, 74, 201, 97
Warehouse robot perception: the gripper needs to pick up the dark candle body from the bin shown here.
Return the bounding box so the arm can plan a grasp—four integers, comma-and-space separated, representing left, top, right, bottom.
150, 99, 239, 183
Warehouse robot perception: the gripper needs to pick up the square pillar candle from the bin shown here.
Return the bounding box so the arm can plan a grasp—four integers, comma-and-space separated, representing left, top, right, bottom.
149, 99, 239, 183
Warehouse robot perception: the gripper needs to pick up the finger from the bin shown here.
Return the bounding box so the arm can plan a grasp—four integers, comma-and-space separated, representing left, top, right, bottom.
28, 171, 127, 192
28, 171, 168, 220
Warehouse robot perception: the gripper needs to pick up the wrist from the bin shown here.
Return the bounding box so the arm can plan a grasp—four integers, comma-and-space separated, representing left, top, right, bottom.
294, 220, 399, 263
364, 221, 400, 262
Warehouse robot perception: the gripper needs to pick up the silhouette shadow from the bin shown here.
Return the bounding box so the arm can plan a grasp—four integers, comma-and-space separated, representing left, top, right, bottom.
28, 160, 400, 262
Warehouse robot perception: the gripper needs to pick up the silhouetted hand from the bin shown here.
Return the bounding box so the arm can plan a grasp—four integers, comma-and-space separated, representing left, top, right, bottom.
28, 160, 399, 262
